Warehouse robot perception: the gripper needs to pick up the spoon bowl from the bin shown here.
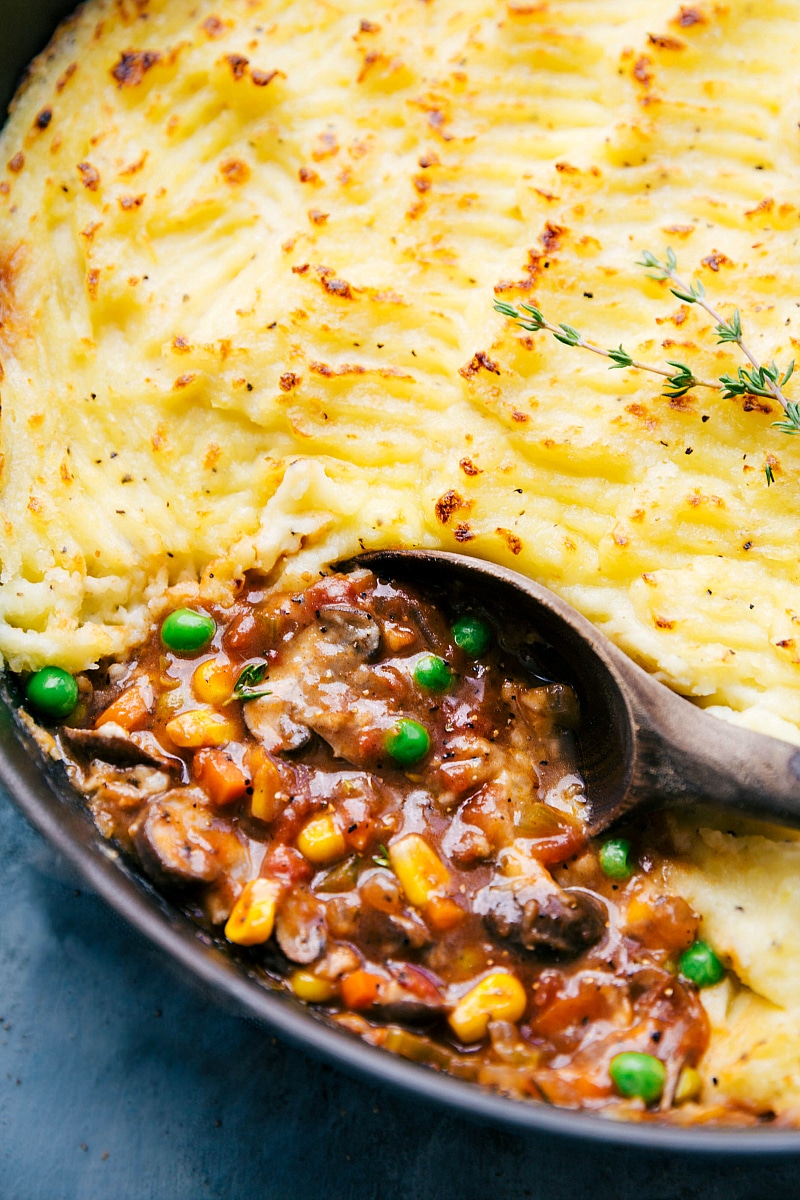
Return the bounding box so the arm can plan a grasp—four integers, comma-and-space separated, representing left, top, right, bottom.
350, 549, 800, 834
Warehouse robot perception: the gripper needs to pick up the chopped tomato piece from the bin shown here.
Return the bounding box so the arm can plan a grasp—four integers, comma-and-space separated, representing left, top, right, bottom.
262, 844, 314, 886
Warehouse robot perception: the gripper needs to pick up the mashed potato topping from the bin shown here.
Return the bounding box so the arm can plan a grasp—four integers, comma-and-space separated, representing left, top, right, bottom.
3, 0, 800, 1117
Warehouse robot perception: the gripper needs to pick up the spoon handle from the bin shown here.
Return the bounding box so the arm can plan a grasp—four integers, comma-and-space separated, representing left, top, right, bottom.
609, 642, 800, 827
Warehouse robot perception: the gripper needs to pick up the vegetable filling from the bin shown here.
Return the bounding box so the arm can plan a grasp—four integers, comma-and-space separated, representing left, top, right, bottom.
23, 568, 727, 1117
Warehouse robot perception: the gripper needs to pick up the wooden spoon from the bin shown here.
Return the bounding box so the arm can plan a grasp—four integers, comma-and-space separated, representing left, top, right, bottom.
350, 548, 800, 835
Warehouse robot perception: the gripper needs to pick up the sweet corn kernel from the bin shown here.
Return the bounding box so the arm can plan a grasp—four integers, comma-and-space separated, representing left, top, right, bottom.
389, 833, 450, 908
674, 1066, 702, 1105
296, 812, 347, 864
448, 972, 527, 1043
192, 659, 233, 706
165, 709, 236, 748
224, 879, 281, 946
289, 970, 338, 1003
250, 753, 284, 823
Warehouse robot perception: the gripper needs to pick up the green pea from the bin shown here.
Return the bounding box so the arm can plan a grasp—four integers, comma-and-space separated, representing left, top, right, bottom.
25, 666, 79, 720
609, 1052, 666, 1105
452, 614, 492, 657
161, 608, 216, 653
385, 718, 431, 766
599, 837, 633, 880
414, 653, 452, 693
679, 940, 725, 989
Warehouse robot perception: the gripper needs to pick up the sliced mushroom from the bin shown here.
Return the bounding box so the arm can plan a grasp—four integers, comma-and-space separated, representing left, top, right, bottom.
441, 813, 492, 866
275, 887, 327, 963
504, 680, 580, 734
61, 723, 179, 771
243, 696, 312, 753
83, 763, 172, 811
325, 893, 361, 939
131, 789, 244, 885
317, 605, 381, 658
315, 944, 362, 982
475, 875, 606, 959
357, 871, 431, 955
373, 964, 446, 1022
238, 609, 393, 765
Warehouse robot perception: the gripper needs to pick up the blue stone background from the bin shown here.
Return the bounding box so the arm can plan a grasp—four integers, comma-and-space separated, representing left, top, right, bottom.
1, 791, 796, 1199
0, 4, 798, 1194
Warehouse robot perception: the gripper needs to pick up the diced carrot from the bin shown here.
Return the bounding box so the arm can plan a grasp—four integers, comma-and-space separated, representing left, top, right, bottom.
194, 749, 248, 806
341, 969, 384, 1010
425, 895, 465, 931
625, 889, 699, 954
95, 684, 150, 732
383, 622, 417, 652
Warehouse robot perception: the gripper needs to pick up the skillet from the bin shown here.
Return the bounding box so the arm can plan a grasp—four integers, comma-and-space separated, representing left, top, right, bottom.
1, 0, 800, 1151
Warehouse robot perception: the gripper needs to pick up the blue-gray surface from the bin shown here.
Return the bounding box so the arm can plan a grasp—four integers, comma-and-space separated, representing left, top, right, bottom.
0, 793, 794, 1200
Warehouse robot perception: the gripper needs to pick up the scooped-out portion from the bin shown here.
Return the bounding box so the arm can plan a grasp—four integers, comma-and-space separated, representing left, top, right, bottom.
25, 567, 743, 1119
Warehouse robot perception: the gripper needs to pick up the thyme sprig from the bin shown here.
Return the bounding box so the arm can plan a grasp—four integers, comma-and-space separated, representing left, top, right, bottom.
638, 249, 797, 429
229, 661, 272, 703
493, 297, 718, 399
494, 248, 800, 480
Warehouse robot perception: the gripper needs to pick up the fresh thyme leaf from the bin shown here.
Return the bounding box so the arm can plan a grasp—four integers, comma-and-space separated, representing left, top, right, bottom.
636, 249, 670, 280
718, 371, 746, 398
519, 301, 546, 324
715, 309, 743, 343
373, 844, 391, 868
752, 366, 778, 396
553, 323, 582, 346
493, 299, 523, 321
772, 400, 800, 435
663, 361, 697, 398
607, 345, 634, 369
719, 364, 785, 401
636, 250, 660, 270
495, 248, 799, 480
493, 298, 546, 332
231, 661, 272, 702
